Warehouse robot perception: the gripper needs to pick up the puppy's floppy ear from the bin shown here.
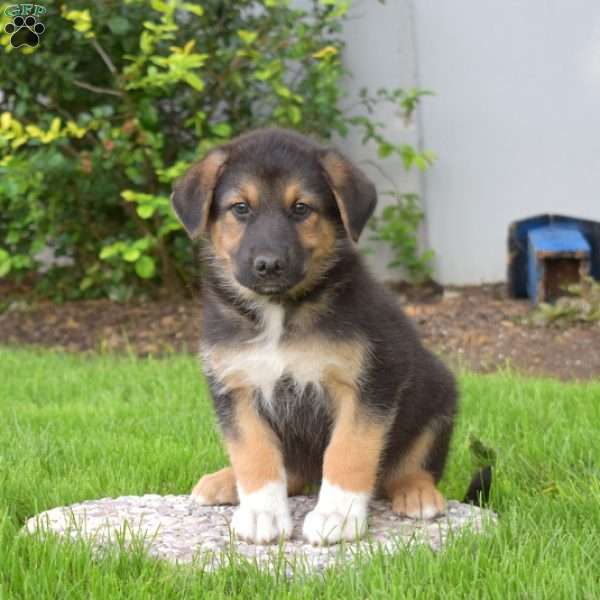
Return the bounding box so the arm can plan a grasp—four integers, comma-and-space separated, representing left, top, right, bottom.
171, 148, 228, 239
318, 149, 377, 242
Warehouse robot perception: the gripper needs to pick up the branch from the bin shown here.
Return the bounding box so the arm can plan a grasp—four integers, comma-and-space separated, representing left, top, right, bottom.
73, 80, 123, 97
91, 38, 117, 75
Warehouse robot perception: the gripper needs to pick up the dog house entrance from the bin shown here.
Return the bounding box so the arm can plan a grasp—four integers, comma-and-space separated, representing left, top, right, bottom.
542, 257, 585, 302
508, 214, 600, 303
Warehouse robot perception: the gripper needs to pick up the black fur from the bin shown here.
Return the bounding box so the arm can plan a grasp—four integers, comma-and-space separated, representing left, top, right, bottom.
463, 466, 493, 506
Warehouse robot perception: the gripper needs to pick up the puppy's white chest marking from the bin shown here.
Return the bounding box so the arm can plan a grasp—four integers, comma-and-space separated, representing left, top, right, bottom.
242, 303, 292, 402
204, 303, 331, 406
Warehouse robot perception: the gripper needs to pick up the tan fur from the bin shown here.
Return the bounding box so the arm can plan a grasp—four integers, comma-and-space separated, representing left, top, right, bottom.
389, 428, 436, 481
239, 179, 260, 210
209, 211, 245, 261
205, 177, 259, 281
284, 292, 333, 333
187, 149, 228, 237
283, 181, 302, 208
204, 335, 366, 397
207, 208, 257, 300
288, 211, 338, 298
225, 390, 284, 493
191, 466, 306, 504
385, 470, 446, 517
318, 152, 354, 240
321, 377, 386, 493
319, 152, 348, 189
380, 426, 446, 515
320, 340, 366, 388
191, 466, 238, 504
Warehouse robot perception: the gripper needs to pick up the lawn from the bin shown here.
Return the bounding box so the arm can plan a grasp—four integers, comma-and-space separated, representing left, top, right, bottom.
1, 347, 599, 599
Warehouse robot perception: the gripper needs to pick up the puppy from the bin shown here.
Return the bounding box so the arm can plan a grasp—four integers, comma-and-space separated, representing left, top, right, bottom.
171, 128, 457, 545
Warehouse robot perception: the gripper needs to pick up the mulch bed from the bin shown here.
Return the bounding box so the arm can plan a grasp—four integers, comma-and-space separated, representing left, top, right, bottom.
1, 282, 599, 381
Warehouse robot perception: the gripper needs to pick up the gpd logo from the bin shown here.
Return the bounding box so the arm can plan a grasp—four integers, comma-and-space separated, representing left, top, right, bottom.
4, 4, 47, 48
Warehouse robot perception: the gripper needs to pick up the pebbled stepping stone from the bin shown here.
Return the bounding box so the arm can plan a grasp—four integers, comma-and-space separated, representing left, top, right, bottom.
23, 495, 497, 574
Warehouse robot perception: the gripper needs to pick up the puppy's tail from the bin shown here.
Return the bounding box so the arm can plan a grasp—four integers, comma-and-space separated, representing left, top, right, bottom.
463, 465, 493, 506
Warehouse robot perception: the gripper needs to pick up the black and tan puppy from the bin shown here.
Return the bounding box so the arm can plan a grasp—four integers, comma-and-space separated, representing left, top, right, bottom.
171, 128, 457, 545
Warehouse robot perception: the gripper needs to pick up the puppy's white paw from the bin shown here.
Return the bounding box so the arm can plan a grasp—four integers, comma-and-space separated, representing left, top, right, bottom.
231, 505, 292, 544
231, 480, 292, 544
302, 480, 369, 545
302, 508, 366, 545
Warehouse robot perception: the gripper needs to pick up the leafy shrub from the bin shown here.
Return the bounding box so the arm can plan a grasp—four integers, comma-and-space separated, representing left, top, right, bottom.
0, 0, 434, 300
368, 192, 434, 285
359, 88, 435, 285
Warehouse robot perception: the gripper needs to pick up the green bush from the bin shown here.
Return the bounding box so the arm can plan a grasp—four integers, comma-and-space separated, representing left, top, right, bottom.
0, 0, 434, 300
368, 193, 434, 285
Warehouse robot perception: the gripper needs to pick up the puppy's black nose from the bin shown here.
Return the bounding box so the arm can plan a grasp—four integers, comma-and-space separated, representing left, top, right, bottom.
253, 254, 286, 278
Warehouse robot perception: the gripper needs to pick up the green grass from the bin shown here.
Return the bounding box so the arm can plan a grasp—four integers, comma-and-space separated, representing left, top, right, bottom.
1, 347, 599, 599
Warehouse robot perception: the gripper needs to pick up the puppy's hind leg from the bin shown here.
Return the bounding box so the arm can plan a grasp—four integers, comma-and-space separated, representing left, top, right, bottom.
191, 467, 306, 505
381, 422, 452, 520
385, 470, 446, 519
191, 466, 238, 506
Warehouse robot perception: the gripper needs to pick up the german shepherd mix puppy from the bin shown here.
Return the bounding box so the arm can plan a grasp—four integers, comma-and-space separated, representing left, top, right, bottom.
171, 128, 457, 545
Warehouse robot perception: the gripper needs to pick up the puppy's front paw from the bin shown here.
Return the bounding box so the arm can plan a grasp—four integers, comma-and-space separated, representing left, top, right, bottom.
231, 505, 292, 544
302, 508, 366, 545
231, 480, 292, 544
302, 480, 369, 545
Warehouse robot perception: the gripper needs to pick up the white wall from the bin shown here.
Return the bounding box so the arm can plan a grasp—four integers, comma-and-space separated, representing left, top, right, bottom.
412, 0, 600, 284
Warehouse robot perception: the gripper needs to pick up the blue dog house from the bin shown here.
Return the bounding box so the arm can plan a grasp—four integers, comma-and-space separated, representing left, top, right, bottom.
527, 226, 590, 303
508, 215, 600, 302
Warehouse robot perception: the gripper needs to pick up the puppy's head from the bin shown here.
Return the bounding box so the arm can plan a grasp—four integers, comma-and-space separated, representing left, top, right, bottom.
171, 128, 377, 298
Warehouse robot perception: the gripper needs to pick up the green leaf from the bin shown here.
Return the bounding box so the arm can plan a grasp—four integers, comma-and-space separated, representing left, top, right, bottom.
414, 155, 428, 171
137, 205, 156, 219
133, 238, 152, 251
150, 0, 169, 12
377, 142, 394, 158
123, 248, 142, 262
0, 249, 11, 277
99, 244, 123, 260
183, 72, 205, 91
255, 66, 278, 81
182, 3, 204, 16
273, 83, 292, 98
140, 31, 154, 54
238, 30, 258, 45
159, 221, 182, 236
135, 256, 156, 279
125, 166, 144, 185
108, 16, 130, 35
210, 122, 232, 138
121, 190, 137, 202
79, 276, 93, 291
288, 105, 302, 124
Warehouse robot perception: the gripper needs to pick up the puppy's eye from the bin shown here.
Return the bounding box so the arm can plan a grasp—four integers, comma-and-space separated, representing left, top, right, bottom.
231, 202, 250, 217
291, 202, 312, 218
